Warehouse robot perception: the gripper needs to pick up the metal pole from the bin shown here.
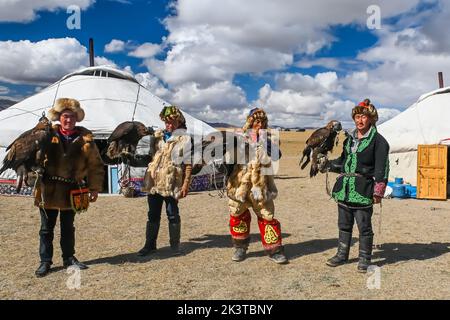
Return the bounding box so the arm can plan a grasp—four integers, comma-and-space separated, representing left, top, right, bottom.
89, 38, 95, 67
438, 72, 444, 88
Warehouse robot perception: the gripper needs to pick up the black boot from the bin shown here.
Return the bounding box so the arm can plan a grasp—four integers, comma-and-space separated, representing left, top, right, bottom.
326, 230, 352, 267
169, 222, 182, 255
35, 262, 51, 277
357, 235, 373, 273
63, 256, 88, 270
138, 221, 159, 256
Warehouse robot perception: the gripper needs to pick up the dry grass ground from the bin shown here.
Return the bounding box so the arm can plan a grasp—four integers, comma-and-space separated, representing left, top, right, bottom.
1, 131, 450, 300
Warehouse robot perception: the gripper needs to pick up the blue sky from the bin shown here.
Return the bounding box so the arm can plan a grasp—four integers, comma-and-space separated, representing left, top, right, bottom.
1, 0, 449, 127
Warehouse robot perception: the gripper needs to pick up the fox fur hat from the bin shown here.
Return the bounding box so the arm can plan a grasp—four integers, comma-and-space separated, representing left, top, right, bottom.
48, 98, 85, 122
351, 98, 378, 123
243, 107, 268, 131
159, 105, 186, 128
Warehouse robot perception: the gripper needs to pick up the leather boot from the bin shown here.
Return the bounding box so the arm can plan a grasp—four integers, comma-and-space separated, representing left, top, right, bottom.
168, 222, 182, 255
63, 256, 88, 270
35, 262, 51, 277
138, 221, 159, 256
326, 230, 352, 267
357, 235, 373, 273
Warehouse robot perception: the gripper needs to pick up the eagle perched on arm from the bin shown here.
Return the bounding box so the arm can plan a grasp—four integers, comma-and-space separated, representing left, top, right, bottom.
105, 121, 154, 161
299, 120, 342, 177
0, 113, 53, 193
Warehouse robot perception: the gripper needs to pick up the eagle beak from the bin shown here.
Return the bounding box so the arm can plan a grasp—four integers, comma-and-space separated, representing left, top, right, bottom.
147, 127, 155, 136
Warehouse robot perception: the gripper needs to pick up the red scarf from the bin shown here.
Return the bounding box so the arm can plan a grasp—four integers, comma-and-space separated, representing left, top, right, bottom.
59, 127, 77, 137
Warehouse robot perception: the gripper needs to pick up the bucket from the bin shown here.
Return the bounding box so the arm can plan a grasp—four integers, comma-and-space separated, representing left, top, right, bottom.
394, 177, 404, 185
406, 185, 417, 198
392, 184, 407, 198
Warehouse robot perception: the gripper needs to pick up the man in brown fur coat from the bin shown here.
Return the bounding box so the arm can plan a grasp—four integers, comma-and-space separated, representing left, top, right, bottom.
227, 108, 288, 264
34, 98, 104, 277
138, 105, 192, 256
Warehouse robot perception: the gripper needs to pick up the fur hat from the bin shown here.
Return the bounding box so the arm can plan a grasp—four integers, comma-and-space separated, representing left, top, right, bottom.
159, 105, 186, 128
48, 98, 85, 122
243, 108, 268, 131
351, 99, 378, 123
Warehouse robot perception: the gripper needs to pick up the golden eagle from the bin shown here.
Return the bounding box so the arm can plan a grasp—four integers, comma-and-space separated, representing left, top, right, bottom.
299, 120, 342, 177
0, 113, 53, 192
105, 121, 154, 161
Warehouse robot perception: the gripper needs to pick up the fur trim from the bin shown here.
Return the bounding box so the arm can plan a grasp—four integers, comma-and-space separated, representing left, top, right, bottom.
52, 124, 93, 141
48, 98, 85, 122
141, 134, 190, 199
351, 99, 378, 123
159, 105, 186, 127
243, 108, 268, 131
227, 146, 278, 205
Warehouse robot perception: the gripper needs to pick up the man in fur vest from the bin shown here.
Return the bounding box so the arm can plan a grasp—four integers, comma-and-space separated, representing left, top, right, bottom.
227, 108, 288, 264
322, 99, 389, 272
34, 98, 104, 277
138, 105, 192, 256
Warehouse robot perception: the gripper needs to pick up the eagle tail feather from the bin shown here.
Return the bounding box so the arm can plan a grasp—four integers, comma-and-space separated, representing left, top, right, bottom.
15, 175, 23, 193
299, 145, 312, 169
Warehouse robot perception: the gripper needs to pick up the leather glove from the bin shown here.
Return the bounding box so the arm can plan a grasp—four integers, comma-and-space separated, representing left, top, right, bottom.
317, 154, 330, 173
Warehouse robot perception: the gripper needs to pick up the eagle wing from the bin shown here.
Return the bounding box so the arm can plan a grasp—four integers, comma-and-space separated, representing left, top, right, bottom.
1, 129, 49, 173
5, 128, 34, 151
305, 127, 331, 148
107, 121, 136, 142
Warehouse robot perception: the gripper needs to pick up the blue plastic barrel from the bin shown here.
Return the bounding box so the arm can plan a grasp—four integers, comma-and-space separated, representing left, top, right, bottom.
406, 185, 417, 198
392, 184, 406, 198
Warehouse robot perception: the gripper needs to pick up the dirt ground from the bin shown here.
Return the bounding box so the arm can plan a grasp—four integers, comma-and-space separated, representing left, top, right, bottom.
1, 131, 449, 300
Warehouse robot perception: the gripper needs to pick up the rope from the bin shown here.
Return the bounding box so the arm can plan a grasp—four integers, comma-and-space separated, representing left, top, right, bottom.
50, 80, 62, 111
118, 162, 131, 193
325, 169, 332, 198
33, 170, 48, 220
131, 84, 141, 122
208, 162, 227, 198
374, 202, 383, 249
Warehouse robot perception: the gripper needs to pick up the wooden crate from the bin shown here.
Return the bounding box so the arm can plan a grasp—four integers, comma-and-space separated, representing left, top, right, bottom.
417, 145, 448, 200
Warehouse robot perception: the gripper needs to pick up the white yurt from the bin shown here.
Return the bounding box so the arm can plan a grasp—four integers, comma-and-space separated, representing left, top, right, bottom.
378, 86, 450, 186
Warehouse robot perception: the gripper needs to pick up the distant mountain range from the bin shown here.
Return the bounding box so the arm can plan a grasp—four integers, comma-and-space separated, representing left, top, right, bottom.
206, 121, 314, 131
0, 99, 16, 111
206, 122, 236, 128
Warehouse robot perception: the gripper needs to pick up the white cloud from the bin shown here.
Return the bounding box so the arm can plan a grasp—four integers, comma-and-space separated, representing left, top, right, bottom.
135, 72, 172, 101
104, 39, 127, 53
169, 81, 247, 112
341, 27, 450, 109
255, 83, 332, 117
275, 72, 341, 94
147, 0, 420, 87
377, 108, 402, 125
0, 0, 94, 23
107, 0, 132, 4
118, 0, 425, 126
0, 38, 116, 85
296, 58, 340, 69
322, 100, 356, 125
128, 43, 161, 58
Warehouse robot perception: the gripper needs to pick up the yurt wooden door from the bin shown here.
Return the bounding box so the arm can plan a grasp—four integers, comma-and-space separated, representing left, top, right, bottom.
417, 145, 448, 200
